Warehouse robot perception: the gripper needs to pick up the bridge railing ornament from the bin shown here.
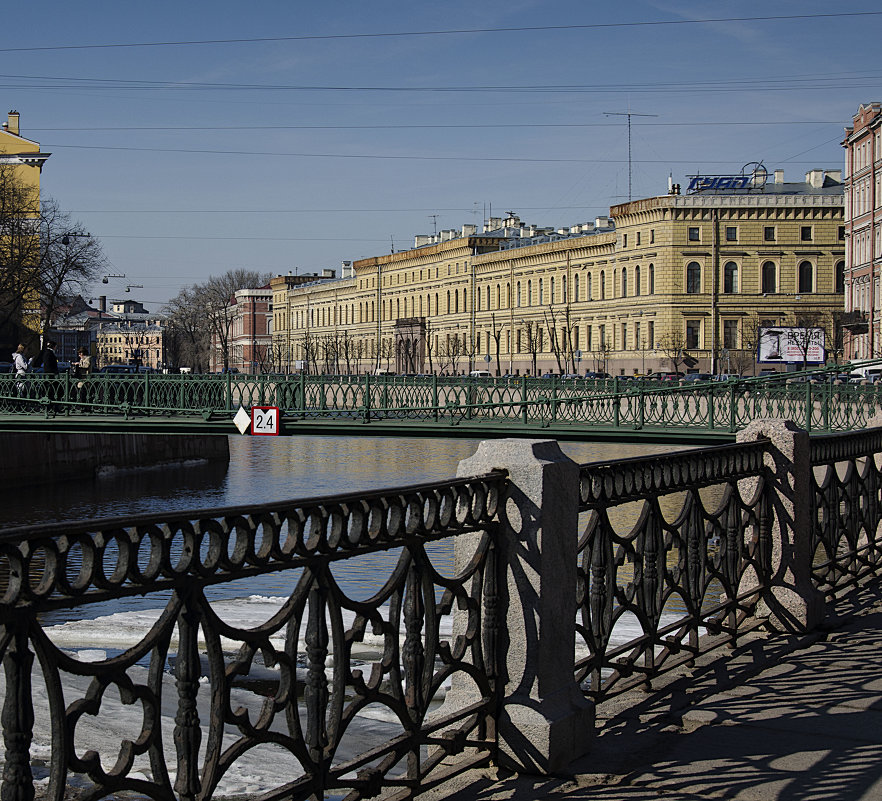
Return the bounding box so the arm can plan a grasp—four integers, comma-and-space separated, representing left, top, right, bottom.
2, 423, 882, 798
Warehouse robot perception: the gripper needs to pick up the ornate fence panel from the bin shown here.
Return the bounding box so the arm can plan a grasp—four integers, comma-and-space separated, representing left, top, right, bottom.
574, 441, 773, 701
0, 473, 505, 801
810, 428, 882, 598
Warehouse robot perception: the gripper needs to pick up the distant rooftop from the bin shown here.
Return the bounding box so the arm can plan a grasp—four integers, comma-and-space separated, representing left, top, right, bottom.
413, 211, 615, 251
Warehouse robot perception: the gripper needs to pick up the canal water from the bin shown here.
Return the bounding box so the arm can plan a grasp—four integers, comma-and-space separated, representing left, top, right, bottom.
5, 435, 680, 621
4, 436, 688, 795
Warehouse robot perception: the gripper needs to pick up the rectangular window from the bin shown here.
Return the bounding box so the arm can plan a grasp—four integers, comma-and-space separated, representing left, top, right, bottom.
599, 325, 606, 348
723, 320, 738, 350
623, 233, 628, 248
688, 227, 700, 242
587, 326, 592, 352
839, 226, 846, 241
725, 226, 737, 242
685, 320, 701, 350
621, 323, 627, 350
764, 226, 776, 242
650, 229, 655, 244
648, 321, 654, 349
800, 226, 813, 242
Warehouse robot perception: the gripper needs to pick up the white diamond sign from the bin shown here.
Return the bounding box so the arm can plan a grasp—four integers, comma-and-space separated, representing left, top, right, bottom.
233, 406, 252, 434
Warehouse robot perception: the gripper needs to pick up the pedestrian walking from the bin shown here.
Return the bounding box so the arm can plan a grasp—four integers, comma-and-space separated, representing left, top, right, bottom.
12, 344, 28, 406
12, 344, 27, 377
72, 346, 92, 409
41, 340, 59, 374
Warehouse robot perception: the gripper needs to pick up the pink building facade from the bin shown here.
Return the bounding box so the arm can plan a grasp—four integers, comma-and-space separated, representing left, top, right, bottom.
843, 103, 882, 359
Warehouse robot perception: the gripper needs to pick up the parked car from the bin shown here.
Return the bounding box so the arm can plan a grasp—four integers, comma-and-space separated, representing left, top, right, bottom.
218, 367, 240, 374
468, 370, 491, 378
681, 373, 714, 383
0, 362, 12, 373
99, 365, 154, 374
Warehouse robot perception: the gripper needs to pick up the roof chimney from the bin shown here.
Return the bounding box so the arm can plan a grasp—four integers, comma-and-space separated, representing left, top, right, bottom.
6, 110, 19, 137
774, 169, 785, 184
805, 169, 825, 188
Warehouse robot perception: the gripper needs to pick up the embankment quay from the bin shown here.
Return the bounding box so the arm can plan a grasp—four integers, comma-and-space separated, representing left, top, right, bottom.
1, 418, 881, 800
1, 371, 882, 441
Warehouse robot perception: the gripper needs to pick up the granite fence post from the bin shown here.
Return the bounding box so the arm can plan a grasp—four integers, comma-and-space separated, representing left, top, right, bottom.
451, 439, 593, 774
736, 419, 825, 632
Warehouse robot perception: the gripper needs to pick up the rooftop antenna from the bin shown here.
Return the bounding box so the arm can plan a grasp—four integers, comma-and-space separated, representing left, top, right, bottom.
390, 234, 395, 254
603, 107, 658, 201
428, 214, 439, 235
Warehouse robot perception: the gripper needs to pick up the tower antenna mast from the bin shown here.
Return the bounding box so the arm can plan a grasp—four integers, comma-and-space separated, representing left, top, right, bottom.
604, 108, 658, 201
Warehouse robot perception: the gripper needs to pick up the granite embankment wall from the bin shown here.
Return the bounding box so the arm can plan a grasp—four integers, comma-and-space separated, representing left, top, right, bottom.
1, 433, 230, 487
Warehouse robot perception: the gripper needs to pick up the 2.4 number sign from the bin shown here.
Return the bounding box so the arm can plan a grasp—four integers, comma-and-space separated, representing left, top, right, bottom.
251, 406, 280, 436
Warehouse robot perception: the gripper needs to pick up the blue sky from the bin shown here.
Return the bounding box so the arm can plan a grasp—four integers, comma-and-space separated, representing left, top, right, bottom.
3, 1, 880, 309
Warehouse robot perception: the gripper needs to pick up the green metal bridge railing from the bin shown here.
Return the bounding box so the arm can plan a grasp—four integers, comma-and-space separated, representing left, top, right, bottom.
1, 368, 881, 435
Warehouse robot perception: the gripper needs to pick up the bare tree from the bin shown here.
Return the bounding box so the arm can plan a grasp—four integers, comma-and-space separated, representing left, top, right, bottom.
203, 270, 271, 371
658, 330, 687, 375
790, 311, 829, 372
0, 166, 106, 351
38, 200, 106, 339
489, 313, 503, 376
523, 320, 543, 376
165, 286, 210, 372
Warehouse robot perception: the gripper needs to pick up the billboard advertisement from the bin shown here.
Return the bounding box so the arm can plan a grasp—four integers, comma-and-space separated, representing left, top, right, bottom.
757, 327, 825, 364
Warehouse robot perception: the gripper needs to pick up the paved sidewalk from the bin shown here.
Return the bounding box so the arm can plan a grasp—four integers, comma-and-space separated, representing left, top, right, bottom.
423, 582, 882, 801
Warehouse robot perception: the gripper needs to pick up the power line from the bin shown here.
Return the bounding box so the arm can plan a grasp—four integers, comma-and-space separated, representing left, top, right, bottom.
3, 72, 881, 93
24, 120, 851, 132
0, 11, 878, 53
47, 142, 842, 165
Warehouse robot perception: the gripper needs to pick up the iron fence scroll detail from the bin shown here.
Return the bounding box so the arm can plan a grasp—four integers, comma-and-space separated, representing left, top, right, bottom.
575, 441, 772, 701
0, 473, 505, 801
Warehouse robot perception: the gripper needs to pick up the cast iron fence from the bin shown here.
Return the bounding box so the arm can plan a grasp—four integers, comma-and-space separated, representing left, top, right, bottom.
2, 373, 882, 434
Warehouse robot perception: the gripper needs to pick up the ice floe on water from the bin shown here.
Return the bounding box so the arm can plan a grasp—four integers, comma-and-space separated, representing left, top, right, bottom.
28, 594, 685, 797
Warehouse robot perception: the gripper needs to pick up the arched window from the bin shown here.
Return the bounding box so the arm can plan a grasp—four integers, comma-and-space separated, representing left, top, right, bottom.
686, 262, 701, 294
562, 276, 567, 303
648, 264, 655, 294
539, 278, 544, 305
836, 260, 845, 293
454, 290, 459, 314
724, 261, 738, 294
573, 274, 579, 302
635, 266, 641, 296
587, 273, 592, 300
506, 283, 510, 308
600, 271, 606, 299
463, 288, 468, 310
762, 261, 777, 294
798, 261, 814, 293
486, 286, 491, 309
621, 268, 628, 298
446, 290, 451, 314
496, 283, 501, 308
528, 280, 532, 306
517, 281, 522, 306
550, 277, 555, 304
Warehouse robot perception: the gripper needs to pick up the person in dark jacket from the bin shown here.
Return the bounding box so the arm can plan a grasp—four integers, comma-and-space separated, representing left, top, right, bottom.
42, 340, 59, 374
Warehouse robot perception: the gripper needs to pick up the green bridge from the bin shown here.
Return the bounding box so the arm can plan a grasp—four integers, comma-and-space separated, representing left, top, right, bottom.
1, 371, 880, 443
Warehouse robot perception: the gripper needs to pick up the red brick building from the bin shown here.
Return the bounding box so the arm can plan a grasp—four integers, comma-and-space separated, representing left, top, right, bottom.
210, 285, 273, 373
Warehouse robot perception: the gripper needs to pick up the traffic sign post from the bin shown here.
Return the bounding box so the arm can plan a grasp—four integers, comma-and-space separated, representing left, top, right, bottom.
251, 406, 281, 436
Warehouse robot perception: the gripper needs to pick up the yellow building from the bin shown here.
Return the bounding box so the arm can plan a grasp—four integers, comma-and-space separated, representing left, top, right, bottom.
272, 170, 845, 376
0, 110, 50, 345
